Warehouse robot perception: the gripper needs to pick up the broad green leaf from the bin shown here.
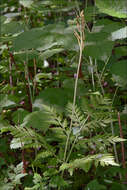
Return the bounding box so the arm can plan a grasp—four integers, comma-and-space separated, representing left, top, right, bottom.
84, 32, 114, 61
63, 78, 87, 97
95, 0, 127, 18
110, 182, 127, 190
115, 46, 127, 58
0, 94, 16, 112
12, 24, 78, 52
80, 160, 92, 173
12, 28, 54, 51
111, 26, 127, 41
32, 0, 79, 13
84, 6, 98, 22
4, 12, 21, 18
33, 88, 73, 112
1, 21, 25, 35
14, 50, 39, 61
40, 48, 64, 60
34, 73, 52, 82
49, 175, 68, 188
86, 179, 107, 190
19, 0, 33, 8
0, 16, 7, 25
92, 19, 124, 34
110, 61, 127, 87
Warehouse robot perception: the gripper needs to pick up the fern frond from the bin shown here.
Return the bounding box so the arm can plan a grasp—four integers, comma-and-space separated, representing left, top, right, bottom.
95, 154, 119, 167
35, 151, 53, 161
60, 153, 119, 175
67, 102, 88, 130
43, 104, 68, 130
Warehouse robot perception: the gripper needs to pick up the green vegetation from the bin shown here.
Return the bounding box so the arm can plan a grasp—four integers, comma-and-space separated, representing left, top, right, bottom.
0, 0, 127, 189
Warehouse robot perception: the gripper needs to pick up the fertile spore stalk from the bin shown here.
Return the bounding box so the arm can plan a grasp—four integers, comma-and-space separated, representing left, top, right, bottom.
64, 10, 85, 162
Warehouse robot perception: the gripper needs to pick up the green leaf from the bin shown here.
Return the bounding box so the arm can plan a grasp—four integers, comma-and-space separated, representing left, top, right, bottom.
14, 50, 39, 62
33, 88, 73, 112
12, 28, 54, 51
34, 73, 52, 82
95, 0, 127, 18
111, 26, 127, 41
49, 175, 68, 188
19, 0, 33, 8
40, 48, 64, 60
1, 21, 25, 35
110, 182, 127, 190
110, 60, 127, 87
86, 179, 107, 190
115, 46, 127, 58
84, 32, 114, 61
0, 94, 16, 112
12, 23, 78, 52
80, 160, 92, 173
92, 19, 124, 34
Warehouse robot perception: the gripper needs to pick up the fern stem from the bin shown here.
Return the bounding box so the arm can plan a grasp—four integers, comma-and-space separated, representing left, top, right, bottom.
89, 56, 95, 91
100, 56, 110, 80
66, 115, 89, 162
64, 11, 85, 162
63, 43, 83, 162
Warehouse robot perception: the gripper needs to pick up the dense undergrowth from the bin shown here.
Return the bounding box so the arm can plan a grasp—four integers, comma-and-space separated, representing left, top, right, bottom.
0, 0, 127, 189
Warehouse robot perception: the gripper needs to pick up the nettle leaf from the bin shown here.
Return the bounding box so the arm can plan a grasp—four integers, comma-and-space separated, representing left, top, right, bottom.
92, 19, 124, 34
49, 175, 68, 188
12, 23, 78, 52
12, 28, 53, 51
111, 26, 127, 41
32, 0, 78, 13
14, 50, 39, 62
19, 0, 34, 8
110, 60, 127, 87
33, 88, 73, 112
84, 32, 114, 61
114, 46, 127, 58
1, 21, 25, 35
40, 48, 64, 60
0, 16, 6, 25
4, 12, 21, 19
84, 6, 99, 22
34, 73, 52, 82
0, 94, 16, 112
95, 0, 127, 18
86, 179, 107, 190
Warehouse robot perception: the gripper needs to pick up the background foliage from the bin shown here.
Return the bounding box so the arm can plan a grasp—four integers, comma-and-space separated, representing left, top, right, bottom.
0, 0, 127, 189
